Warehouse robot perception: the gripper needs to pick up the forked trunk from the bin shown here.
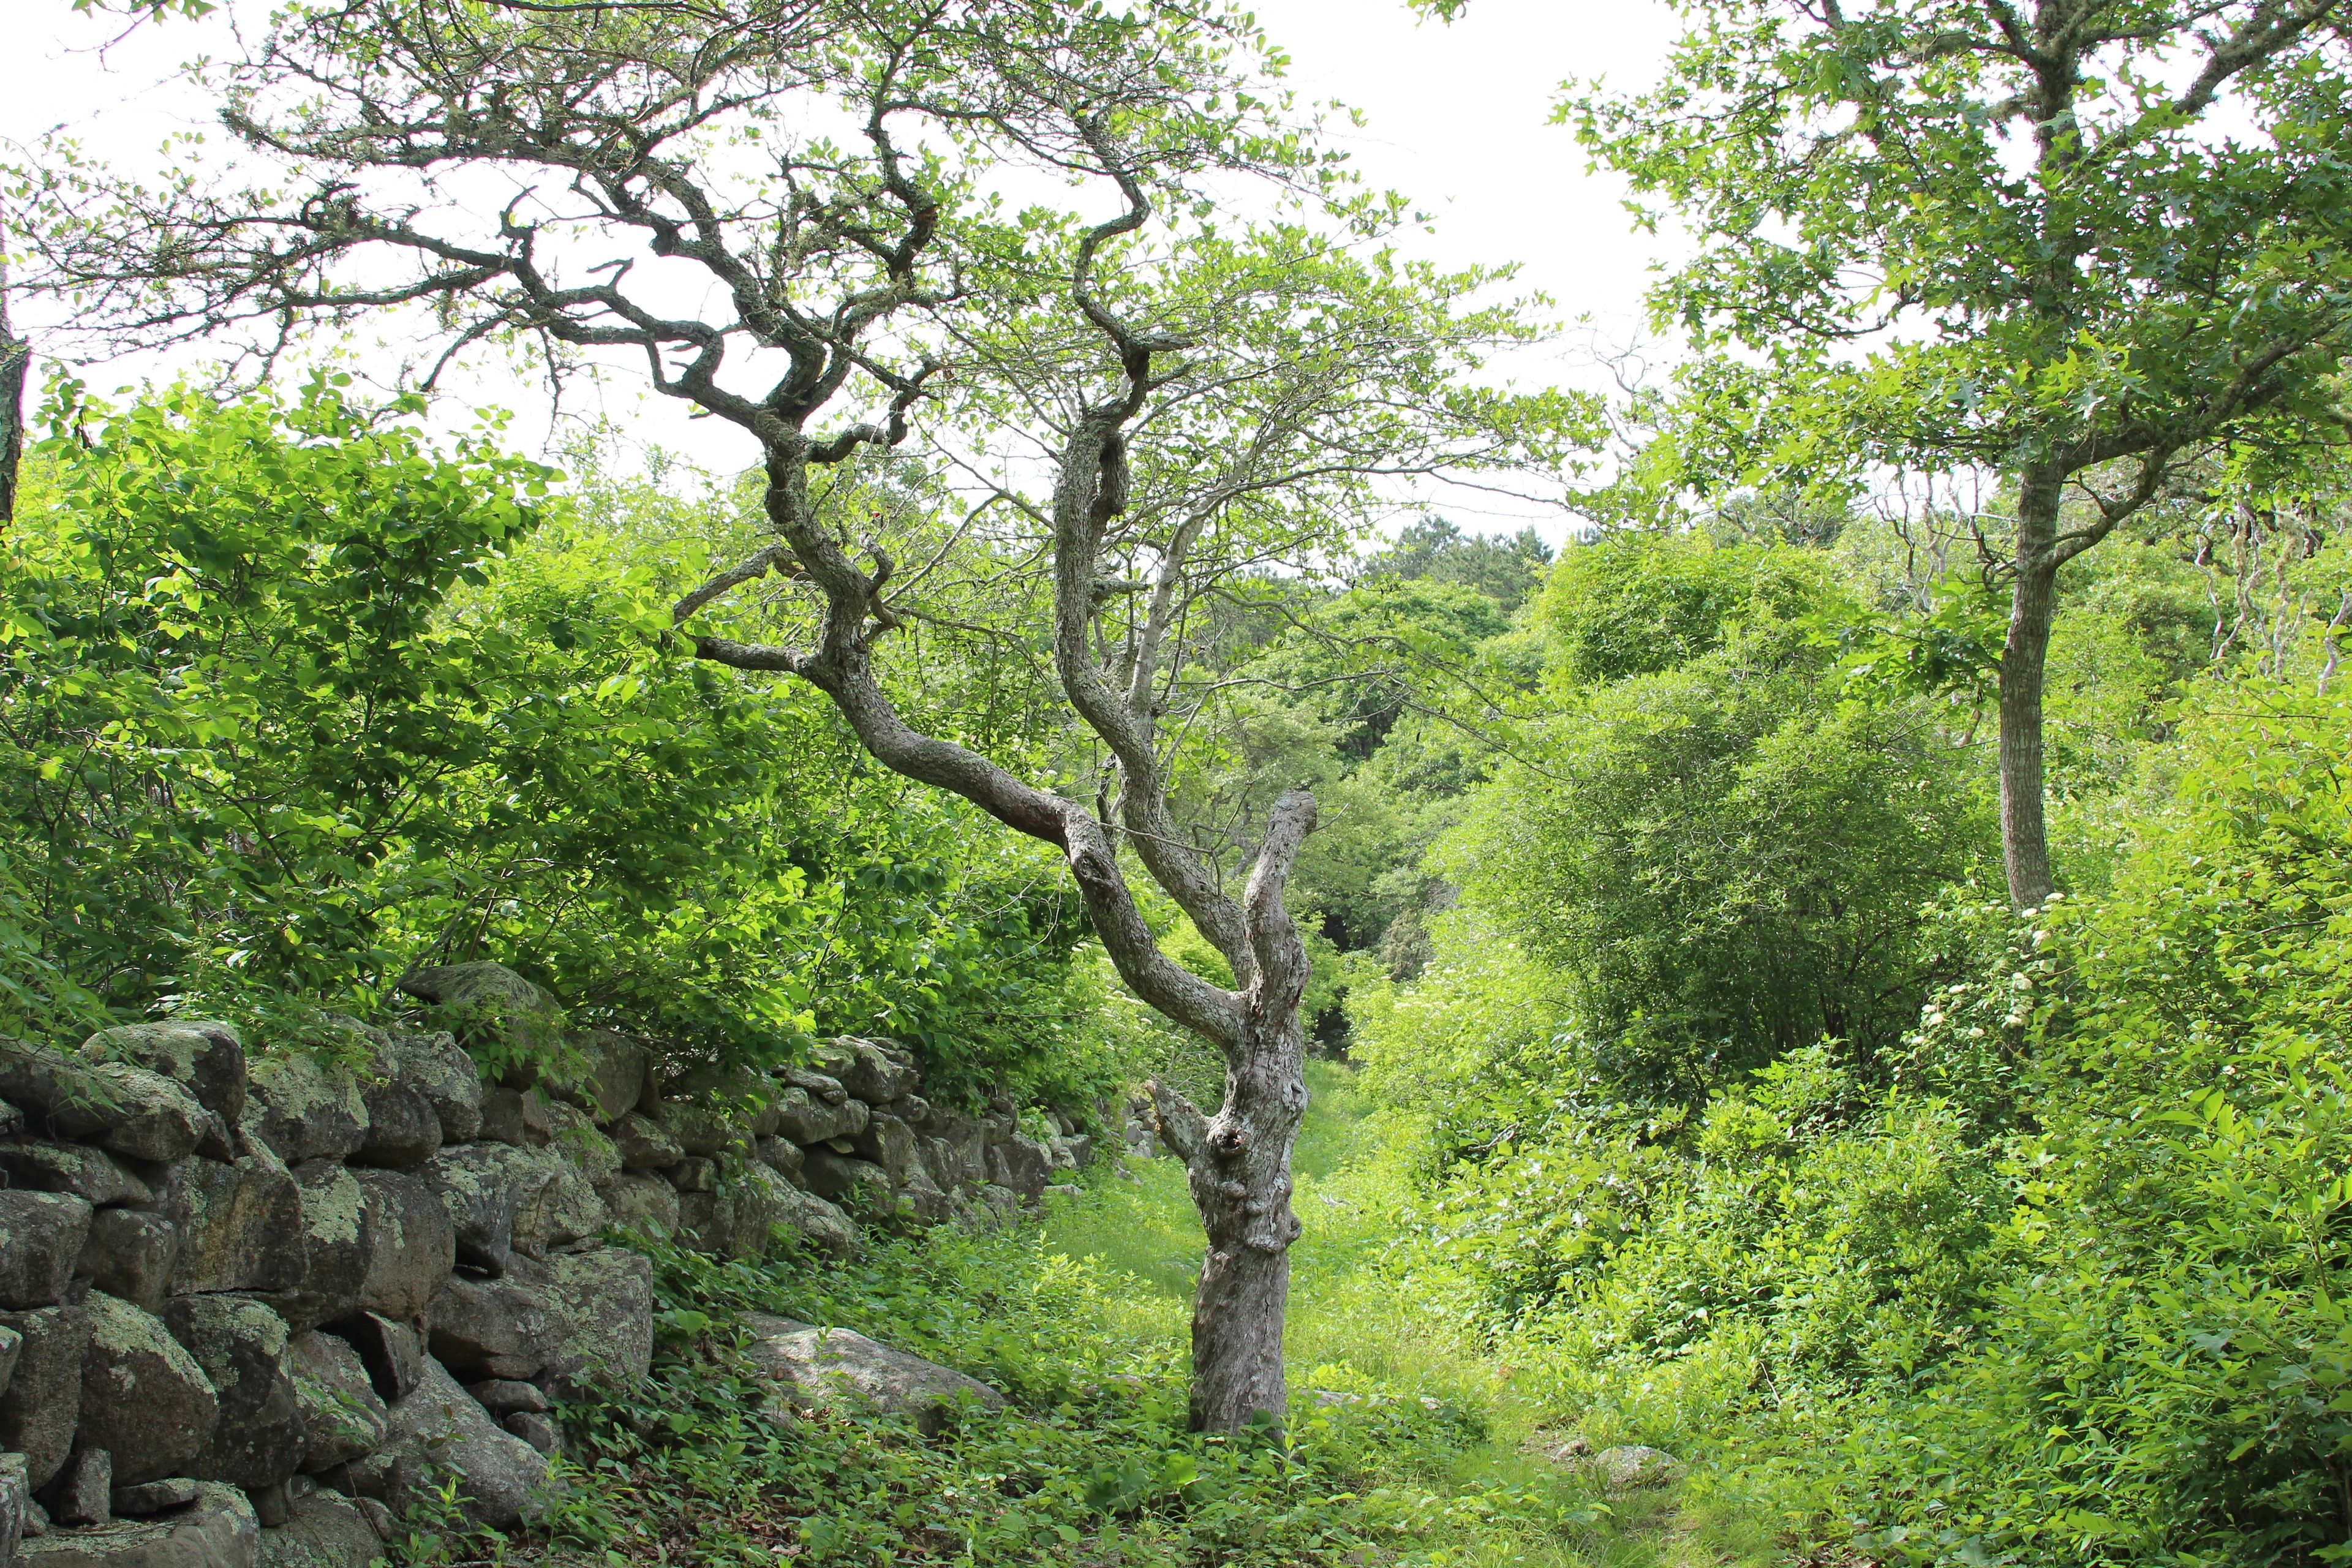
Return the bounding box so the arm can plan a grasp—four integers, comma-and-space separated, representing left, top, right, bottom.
1999, 470, 2063, 911
1175, 1007, 1308, 1431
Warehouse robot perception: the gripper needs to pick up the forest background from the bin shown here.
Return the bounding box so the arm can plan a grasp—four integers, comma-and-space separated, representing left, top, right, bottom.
2, 1, 2351, 1566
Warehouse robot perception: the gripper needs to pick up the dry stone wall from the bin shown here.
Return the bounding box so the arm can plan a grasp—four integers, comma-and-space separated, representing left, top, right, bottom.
0, 962, 1101, 1568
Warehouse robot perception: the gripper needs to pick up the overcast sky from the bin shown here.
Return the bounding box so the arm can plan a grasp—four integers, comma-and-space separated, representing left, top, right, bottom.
4, 0, 1688, 539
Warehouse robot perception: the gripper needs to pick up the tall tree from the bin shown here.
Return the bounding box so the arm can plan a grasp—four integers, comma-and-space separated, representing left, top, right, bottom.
1557, 0, 2352, 908
19, 0, 1567, 1427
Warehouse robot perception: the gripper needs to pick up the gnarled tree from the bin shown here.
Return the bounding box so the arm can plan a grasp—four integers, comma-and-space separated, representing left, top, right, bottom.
17, 0, 1569, 1427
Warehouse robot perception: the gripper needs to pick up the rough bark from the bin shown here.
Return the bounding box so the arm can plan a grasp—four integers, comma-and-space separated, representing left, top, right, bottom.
0, 243, 27, 526
1997, 468, 2064, 911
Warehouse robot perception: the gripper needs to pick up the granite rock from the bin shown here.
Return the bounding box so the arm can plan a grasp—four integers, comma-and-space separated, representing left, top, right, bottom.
79, 1292, 217, 1487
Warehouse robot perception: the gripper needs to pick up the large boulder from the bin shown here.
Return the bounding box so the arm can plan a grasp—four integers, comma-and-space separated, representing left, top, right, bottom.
607, 1114, 681, 1173
986, 1136, 1052, 1200
286, 1332, 387, 1474
348, 1056, 439, 1170
380, 1034, 480, 1147
594, 1174, 678, 1236
507, 1147, 606, 1261
0, 1301, 91, 1487
474, 1089, 553, 1150
320, 1314, 421, 1408
162, 1298, 304, 1491
0, 1192, 92, 1309
0, 1041, 214, 1164
79, 1292, 218, 1487
417, 1145, 520, 1278
258, 1164, 367, 1335
772, 1188, 859, 1261
0, 1142, 152, 1207
17, 1481, 258, 1568
370, 1355, 547, 1532
799, 1152, 894, 1223
849, 1113, 920, 1189
77, 1212, 176, 1315
349, 1172, 453, 1323
256, 1491, 380, 1568
541, 1030, 650, 1126
156, 1153, 305, 1298
423, 1269, 553, 1384
394, 964, 558, 1066
767, 1088, 865, 1147
243, 1057, 368, 1167
0, 1452, 27, 1568
540, 1248, 653, 1396
79, 1023, 246, 1126
738, 1315, 1005, 1437
834, 1039, 919, 1105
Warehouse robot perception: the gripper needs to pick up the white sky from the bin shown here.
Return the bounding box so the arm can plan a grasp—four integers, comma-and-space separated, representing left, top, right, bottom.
3, 0, 1688, 543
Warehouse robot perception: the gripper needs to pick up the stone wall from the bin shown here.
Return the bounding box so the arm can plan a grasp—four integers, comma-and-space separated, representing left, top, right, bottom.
0, 962, 1101, 1568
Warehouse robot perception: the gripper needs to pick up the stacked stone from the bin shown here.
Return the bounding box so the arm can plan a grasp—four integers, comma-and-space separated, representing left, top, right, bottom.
0, 961, 1096, 1568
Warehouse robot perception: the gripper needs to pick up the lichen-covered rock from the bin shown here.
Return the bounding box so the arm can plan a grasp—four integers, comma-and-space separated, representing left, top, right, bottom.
42, 1446, 110, 1527
255, 1491, 379, 1568
594, 1173, 679, 1235
781, 1066, 846, 1105
773, 1186, 859, 1261
897, 1166, 954, 1226
0, 1142, 152, 1207
258, 1164, 366, 1335
286, 1333, 386, 1476
348, 1061, 439, 1170
665, 1157, 715, 1194
349, 1172, 453, 1323
541, 1102, 619, 1186
77, 1212, 176, 1315
0, 1042, 214, 1164
418, 1145, 521, 1278
986, 1136, 1052, 1200
0, 1192, 92, 1310
653, 1102, 736, 1160
372, 1355, 547, 1532
158, 1153, 305, 1298
768, 1088, 866, 1147
462, 1379, 545, 1417
755, 1136, 804, 1186
320, 1314, 420, 1408
0, 1321, 21, 1399
505, 1146, 605, 1261
830, 1039, 918, 1105
380, 1034, 479, 1147
1591, 1445, 1685, 1490
18, 1480, 258, 1568
394, 964, 558, 1067
473, 1088, 553, 1150
800, 1152, 894, 1221
79, 1292, 218, 1487
545, 1030, 650, 1126
540, 1248, 652, 1396
0, 1301, 89, 1487
108, 1479, 197, 1518
607, 1113, 681, 1173
79, 1023, 246, 1126
850, 1113, 920, 1188
243, 1058, 368, 1167
739, 1314, 1005, 1436
423, 1270, 553, 1384
0, 1452, 28, 1566
160, 1298, 303, 1492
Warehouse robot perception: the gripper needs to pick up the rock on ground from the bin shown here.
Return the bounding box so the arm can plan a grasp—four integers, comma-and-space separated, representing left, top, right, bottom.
371, 1355, 548, 1532
0, 1301, 90, 1487
739, 1314, 1006, 1437
539, 1247, 653, 1397
79, 1293, 218, 1487
255, 1491, 380, 1568
18, 1480, 258, 1568
1592, 1445, 1685, 1489
287, 1332, 388, 1474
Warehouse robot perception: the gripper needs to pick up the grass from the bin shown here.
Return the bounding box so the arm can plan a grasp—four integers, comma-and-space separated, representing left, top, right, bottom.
499, 1060, 1792, 1568
1036, 1061, 1787, 1568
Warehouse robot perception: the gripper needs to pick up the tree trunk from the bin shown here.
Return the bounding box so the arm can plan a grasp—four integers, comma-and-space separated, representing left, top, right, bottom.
1998, 469, 2064, 910
1168, 1007, 1308, 1431
0, 243, 27, 527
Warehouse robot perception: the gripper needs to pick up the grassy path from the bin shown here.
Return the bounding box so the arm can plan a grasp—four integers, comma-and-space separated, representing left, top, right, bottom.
1034, 1063, 1771, 1568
